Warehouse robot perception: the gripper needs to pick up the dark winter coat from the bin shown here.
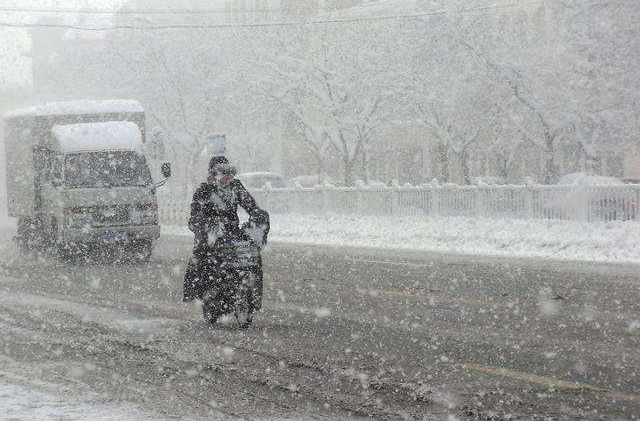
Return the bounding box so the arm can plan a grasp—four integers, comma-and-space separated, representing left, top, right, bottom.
188, 180, 268, 250
183, 179, 269, 302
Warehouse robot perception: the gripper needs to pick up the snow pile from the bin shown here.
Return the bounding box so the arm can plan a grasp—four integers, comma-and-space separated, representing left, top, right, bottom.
166, 214, 640, 263
52, 121, 143, 153
0, 382, 162, 420
0, 292, 181, 336
347, 0, 420, 15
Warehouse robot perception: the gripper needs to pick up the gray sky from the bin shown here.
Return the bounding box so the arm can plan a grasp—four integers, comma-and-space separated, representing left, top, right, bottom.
0, 0, 128, 86
0, 27, 29, 86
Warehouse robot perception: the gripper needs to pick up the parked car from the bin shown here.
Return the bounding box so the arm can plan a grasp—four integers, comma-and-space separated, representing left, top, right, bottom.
287, 174, 327, 188
470, 176, 506, 186
236, 172, 286, 189
550, 172, 634, 221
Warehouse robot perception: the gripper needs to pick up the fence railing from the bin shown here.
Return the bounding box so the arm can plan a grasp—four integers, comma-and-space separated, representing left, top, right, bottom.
158, 184, 640, 226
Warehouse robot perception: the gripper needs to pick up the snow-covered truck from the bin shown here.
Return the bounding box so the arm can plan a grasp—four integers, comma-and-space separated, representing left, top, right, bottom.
2, 100, 171, 260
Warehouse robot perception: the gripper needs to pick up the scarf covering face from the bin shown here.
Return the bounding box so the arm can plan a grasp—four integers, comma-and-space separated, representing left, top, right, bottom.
210, 183, 236, 210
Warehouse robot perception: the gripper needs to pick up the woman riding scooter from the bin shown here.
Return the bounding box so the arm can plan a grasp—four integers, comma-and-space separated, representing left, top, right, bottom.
183, 156, 269, 309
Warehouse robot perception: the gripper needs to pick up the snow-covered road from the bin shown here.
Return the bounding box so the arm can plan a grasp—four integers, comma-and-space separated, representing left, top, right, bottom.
0, 229, 639, 419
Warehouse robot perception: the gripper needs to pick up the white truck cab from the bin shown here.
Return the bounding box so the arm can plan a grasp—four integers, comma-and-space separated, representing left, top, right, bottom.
2, 100, 170, 260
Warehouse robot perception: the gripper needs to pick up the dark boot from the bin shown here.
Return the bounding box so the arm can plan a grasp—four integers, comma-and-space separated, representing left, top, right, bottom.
252, 267, 263, 310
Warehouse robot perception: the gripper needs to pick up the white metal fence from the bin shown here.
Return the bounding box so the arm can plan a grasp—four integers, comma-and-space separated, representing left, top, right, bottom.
158, 184, 640, 226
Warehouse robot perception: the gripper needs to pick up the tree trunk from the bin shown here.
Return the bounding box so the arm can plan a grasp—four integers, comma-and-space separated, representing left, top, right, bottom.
338, 129, 362, 187
461, 150, 471, 185
189, 149, 204, 188
497, 154, 509, 181
585, 154, 601, 175
344, 158, 355, 187
316, 155, 326, 184
438, 142, 449, 183
361, 144, 369, 184
543, 137, 558, 184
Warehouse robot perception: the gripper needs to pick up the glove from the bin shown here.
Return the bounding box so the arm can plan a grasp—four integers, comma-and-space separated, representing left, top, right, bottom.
206, 223, 224, 247
242, 219, 269, 249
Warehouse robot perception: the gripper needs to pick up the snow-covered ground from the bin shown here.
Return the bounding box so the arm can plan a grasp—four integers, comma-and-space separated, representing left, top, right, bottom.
166, 214, 640, 264
0, 381, 162, 420
2, 212, 638, 263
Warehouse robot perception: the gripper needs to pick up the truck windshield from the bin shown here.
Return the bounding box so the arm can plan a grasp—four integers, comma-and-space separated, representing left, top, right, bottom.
64, 151, 152, 189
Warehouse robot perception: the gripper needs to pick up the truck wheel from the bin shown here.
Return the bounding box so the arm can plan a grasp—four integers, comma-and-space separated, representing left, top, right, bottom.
16, 217, 36, 252
57, 243, 76, 262
57, 243, 71, 261
48, 217, 60, 251
15, 217, 27, 252
129, 240, 152, 262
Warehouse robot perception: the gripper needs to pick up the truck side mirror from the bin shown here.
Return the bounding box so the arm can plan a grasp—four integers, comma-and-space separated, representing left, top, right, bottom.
161, 163, 171, 179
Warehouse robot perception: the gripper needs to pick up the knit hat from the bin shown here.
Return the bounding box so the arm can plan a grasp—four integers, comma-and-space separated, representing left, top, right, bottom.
208, 155, 230, 172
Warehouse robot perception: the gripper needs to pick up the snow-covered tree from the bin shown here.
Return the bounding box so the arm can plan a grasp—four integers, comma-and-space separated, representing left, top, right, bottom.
243, 20, 400, 185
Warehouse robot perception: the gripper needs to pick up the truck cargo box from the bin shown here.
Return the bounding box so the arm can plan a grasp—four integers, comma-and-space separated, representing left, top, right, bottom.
2, 100, 146, 218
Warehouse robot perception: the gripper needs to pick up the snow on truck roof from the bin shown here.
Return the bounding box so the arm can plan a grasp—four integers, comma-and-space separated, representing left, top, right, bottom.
4, 100, 144, 119
51, 121, 143, 153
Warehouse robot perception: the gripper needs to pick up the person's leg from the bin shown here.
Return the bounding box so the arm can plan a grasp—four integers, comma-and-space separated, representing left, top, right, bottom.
183, 244, 207, 302
183, 255, 200, 302
252, 256, 263, 310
